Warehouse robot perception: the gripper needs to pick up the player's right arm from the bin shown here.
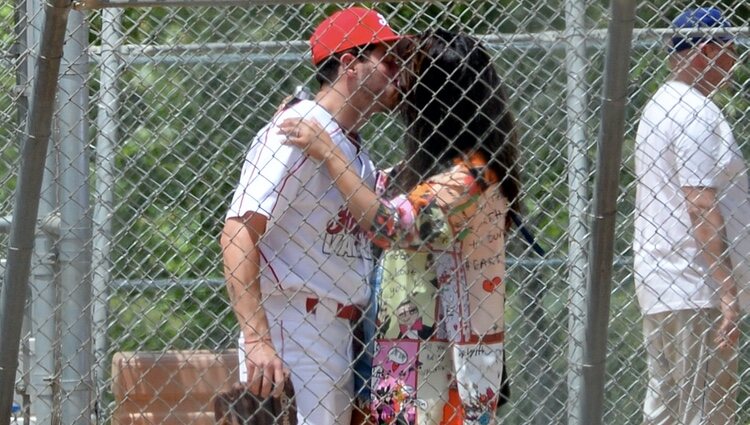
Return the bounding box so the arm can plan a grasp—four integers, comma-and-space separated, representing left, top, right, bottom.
222, 111, 306, 398
221, 212, 286, 398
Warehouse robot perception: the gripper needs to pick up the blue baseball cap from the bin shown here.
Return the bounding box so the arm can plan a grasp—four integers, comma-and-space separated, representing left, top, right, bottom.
671, 7, 733, 52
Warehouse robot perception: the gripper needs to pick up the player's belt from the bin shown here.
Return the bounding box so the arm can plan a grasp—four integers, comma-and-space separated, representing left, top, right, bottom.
305, 298, 362, 321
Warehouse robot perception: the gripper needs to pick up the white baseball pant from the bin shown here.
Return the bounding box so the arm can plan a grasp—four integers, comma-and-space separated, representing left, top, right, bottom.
239, 292, 354, 425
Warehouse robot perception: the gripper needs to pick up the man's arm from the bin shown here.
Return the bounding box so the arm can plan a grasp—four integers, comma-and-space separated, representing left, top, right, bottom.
221, 212, 286, 397
682, 186, 740, 349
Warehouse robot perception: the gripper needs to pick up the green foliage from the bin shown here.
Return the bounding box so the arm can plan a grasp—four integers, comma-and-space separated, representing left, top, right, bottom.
0, 72, 19, 213
0, 3, 14, 47
109, 285, 235, 351
0, 2, 19, 213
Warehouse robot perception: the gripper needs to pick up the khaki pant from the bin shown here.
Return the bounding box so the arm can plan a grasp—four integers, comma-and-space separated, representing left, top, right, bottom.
642, 309, 738, 425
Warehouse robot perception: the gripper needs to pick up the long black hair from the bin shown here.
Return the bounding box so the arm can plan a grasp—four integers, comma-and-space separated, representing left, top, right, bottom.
390, 29, 521, 216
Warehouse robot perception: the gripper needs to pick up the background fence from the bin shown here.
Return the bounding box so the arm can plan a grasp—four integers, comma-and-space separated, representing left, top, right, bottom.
0, 0, 749, 424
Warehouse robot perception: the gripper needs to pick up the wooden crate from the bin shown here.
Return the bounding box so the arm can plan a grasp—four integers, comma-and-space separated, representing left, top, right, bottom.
111, 350, 239, 425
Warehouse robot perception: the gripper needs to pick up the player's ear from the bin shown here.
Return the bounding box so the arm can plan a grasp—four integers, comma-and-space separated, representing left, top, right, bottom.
339, 52, 358, 76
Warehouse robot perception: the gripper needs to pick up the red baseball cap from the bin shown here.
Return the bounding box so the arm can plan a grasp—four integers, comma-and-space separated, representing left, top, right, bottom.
310, 7, 401, 65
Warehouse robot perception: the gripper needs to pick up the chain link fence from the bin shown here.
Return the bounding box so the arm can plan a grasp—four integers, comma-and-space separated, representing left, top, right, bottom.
1, 0, 749, 424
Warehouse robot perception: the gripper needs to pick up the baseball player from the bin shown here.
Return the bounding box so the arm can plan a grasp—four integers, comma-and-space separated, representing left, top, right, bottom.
220, 7, 400, 425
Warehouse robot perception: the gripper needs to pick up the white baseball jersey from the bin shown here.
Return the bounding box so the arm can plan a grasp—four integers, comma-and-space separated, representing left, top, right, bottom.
634, 81, 750, 315
227, 100, 376, 306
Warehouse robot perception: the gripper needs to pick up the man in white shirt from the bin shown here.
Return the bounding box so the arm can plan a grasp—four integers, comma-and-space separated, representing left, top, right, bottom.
633, 7, 748, 425
220, 7, 400, 424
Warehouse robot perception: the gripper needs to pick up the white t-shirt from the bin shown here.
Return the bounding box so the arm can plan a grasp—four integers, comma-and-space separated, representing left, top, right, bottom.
227, 100, 376, 306
634, 81, 750, 315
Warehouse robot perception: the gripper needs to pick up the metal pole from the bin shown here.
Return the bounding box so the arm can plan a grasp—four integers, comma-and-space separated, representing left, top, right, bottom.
22, 0, 62, 423
29, 160, 59, 425
0, 1, 73, 425
77, 28, 748, 67
12, 0, 34, 422
92, 8, 122, 423
57, 8, 93, 425
579, 1, 636, 424
74, 0, 440, 9
563, 0, 589, 423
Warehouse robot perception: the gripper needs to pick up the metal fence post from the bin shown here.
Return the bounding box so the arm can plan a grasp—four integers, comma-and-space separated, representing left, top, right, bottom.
11, 0, 34, 422
563, 0, 590, 423
22, 1, 62, 424
57, 8, 94, 425
579, 1, 636, 423
29, 157, 58, 425
0, 0, 73, 423
92, 8, 122, 422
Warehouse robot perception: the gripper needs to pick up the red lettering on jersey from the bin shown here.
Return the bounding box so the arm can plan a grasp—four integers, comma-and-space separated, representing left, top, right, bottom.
326, 208, 358, 234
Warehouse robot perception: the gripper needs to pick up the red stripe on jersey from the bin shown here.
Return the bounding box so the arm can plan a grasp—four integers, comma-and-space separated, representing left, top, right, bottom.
264, 156, 308, 290
237, 126, 274, 216
328, 127, 344, 147
258, 247, 280, 286
267, 156, 308, 219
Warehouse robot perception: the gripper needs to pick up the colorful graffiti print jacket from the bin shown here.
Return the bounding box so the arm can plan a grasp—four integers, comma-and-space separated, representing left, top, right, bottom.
369, 155, 508, 425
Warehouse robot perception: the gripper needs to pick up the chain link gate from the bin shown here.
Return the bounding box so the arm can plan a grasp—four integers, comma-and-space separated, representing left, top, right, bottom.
1, 0, 749, 424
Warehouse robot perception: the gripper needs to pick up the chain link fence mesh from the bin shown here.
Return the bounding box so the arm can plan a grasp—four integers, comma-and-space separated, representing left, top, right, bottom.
1, 1, 749, 424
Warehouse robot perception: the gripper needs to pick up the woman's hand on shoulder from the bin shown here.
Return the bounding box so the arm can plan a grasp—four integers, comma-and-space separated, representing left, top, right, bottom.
278, 118, 337, 162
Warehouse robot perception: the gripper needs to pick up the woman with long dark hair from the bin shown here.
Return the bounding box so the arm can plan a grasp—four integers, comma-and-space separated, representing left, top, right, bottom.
280, 29, 521, 425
